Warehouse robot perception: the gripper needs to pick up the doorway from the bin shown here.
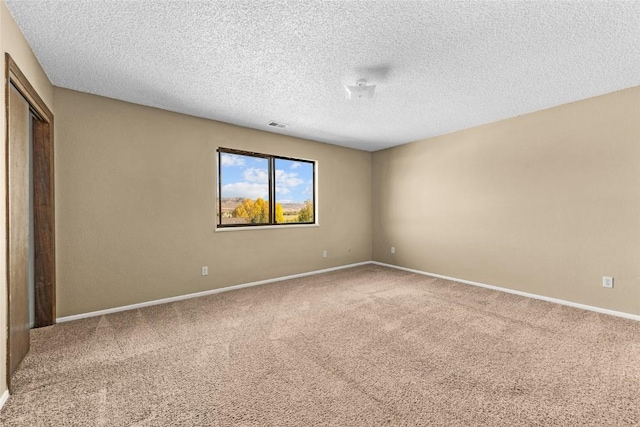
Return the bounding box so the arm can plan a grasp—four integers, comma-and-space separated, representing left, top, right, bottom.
5, 54, 55, 391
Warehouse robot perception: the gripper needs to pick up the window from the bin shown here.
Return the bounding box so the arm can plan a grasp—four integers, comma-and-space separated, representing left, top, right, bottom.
217, 148, 316, 228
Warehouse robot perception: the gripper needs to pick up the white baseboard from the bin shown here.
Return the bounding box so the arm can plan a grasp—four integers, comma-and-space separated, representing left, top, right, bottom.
56, 261, 372, 323
56, 260, 640, 324
372, 261, 640, 322
0, 389, 9, 412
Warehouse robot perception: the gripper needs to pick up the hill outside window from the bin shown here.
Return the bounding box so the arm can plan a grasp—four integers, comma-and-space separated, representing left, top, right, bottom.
217, 148, 316, 228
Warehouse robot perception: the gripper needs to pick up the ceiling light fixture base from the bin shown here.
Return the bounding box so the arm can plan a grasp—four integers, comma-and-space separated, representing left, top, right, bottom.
345, 79, 376, 100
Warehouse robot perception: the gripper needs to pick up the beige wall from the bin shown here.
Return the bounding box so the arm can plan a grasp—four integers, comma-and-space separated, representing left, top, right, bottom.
373, 86, 640, 316
0, 0, 54, 402
54, 87, 372, 317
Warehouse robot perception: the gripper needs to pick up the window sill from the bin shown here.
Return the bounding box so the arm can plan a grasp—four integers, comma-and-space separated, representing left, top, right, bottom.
215, 223, 319, 232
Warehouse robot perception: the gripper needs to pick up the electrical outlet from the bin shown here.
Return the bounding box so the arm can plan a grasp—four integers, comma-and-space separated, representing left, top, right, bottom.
602, 276, 613, 289
391, 246, 396, 254
201, 266, 208, 276
323, 250, 328, 258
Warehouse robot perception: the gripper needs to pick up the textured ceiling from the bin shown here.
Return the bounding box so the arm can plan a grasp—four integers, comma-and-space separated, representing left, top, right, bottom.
6, 1, 640, 151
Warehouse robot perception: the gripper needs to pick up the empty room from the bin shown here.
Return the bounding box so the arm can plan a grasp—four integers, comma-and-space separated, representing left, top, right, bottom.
1, 0, 639, 425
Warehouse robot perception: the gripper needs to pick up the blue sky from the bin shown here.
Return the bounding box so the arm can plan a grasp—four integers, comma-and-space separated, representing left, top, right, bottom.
220, 153, 314, 203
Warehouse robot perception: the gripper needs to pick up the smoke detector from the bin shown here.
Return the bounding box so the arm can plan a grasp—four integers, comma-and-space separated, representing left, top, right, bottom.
345, 79, 376, 100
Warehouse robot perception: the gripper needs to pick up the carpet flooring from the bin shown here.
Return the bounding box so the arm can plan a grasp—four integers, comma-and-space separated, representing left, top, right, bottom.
1, 265, 639, 426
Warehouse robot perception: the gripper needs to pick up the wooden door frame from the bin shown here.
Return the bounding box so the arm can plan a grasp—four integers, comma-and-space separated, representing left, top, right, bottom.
5, 53, 55, 389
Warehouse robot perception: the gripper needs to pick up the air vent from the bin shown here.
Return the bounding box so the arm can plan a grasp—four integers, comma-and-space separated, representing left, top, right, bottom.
267, 121, 289, 129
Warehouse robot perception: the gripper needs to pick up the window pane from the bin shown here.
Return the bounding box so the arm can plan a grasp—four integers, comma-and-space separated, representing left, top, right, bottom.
219, 152, 269, 225
274, 158, 314, 224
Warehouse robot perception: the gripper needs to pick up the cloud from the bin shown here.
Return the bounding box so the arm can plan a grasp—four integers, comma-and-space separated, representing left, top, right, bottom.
243, 167, 268, 184
220, 153, 245, 167
222, 182, 268, 200
221, 167, 308, 202
290, 162, 301, 169
275, 170, 303, 188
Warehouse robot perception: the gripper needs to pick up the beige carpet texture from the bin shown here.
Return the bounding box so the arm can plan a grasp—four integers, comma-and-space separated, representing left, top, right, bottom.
1, 265, 639, 426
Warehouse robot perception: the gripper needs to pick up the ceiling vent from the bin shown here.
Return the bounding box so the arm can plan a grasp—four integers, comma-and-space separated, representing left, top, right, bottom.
345, 79, 376, 100
267, 121, 289, 129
